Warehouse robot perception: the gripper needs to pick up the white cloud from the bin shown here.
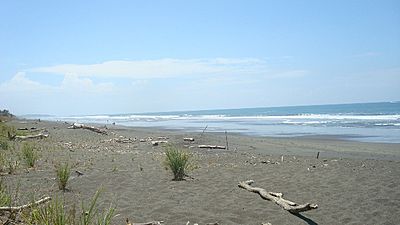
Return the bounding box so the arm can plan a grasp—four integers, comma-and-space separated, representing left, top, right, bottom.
0, 58, 311, 115
28, 58, 270, 79
0, 73, 116, 115
0, 72, 45, 91
60, 74, 114, 92
0, 72, 114, 94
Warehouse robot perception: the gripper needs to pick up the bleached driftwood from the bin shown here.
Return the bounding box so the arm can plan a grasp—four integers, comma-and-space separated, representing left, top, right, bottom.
13, 133, 49, 141
103, 137, 136, 143
186, 222, 219, 225
184, 137, 195, 142
151, 140, 168, 146
238, 180, 318, 214
68, 123, 107, 134
126, 218, 164, 225
115, 138, 135, 143
198, 145, 226, 149
0, 196, 51, 212
140, 137, 153, 142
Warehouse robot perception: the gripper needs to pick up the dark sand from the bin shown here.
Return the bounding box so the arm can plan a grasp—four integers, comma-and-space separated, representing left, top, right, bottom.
2, 119, 400, 225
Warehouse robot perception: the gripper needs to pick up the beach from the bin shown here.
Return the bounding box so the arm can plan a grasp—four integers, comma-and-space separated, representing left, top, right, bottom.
2, 119, 400, 225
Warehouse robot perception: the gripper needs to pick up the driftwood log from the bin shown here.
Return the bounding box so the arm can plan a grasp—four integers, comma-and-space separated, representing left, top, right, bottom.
68, 123, 107, 134
0, 196, 51, 212
186, 222, 219, 225
198, 145, 226, 149
151, 140, 168, 146
115, 138, 135, 143
102, 137, 136, 144
238, 180, 318, 214
126, 218, 163, 225
11, 133, 49, 141
184, 137, 195, 142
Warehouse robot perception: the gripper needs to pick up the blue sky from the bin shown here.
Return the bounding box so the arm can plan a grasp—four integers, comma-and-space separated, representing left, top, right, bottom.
0, 0, 399, 115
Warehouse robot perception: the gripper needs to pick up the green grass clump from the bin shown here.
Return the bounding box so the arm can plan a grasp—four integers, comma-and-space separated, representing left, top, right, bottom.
0, 151, 19, 174
7, 159, 20, 174
164, 146, 192, 181
0, 122, 16, 140
0, 138, 9, 150
22, 142, 39, 168
28, 197, 71, 225
0, 152, 5, 172
0, 122, 14, 136
24, 190, 115, 225
0, 179, 11, 207
81, 190, 115, 225
56, 163, 71, 191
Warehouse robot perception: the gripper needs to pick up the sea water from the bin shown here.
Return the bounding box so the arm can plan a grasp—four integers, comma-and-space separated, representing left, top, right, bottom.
32, 102, 400, 143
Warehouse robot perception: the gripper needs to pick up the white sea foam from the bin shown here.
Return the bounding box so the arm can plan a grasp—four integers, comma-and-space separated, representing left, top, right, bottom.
59, 113, 400, 122
28, 102, 400, 143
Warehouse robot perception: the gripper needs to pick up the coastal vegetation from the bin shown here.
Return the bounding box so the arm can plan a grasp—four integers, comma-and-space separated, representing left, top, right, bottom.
0, 122, 15, 141
21, 142, 39, 168
0, 179, 11, 207
56, 162, 71, 191
0, 110, 14, 122
164, 146, 192, 181
23, 190, 115, 225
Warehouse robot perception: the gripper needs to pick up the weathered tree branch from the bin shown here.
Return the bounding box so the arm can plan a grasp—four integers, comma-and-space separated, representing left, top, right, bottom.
198, 145, 226, 149
14, 133, 49, 141
0, 196, 51, 212
186, 222, 219, 225
151, 140, 168, 146
68, 123, 107, 134
238, 180, 318, 214
126, 218, 164, 225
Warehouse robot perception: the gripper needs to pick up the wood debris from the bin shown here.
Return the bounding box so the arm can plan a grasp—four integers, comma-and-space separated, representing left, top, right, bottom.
238, 180, 318, 214
68, 123, 107, 134
151, 140, 168, 146
126, 218, 163, 225
198, 145, 226, 149
13, 133, 49, 141
0, 196, 51, 212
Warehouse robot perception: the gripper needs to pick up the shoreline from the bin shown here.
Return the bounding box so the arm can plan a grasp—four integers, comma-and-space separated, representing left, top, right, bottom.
14, 118, 400, 160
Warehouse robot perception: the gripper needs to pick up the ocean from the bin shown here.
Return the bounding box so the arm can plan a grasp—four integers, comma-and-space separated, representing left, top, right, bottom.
30, 102, 400, 143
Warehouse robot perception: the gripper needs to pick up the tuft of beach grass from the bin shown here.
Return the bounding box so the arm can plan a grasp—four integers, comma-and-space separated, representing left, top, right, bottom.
56, 162, 71, 191
21, 142, 39, 168
164, 146, 192, 181
0, 179, 11, 207
23, 189, 115, 225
